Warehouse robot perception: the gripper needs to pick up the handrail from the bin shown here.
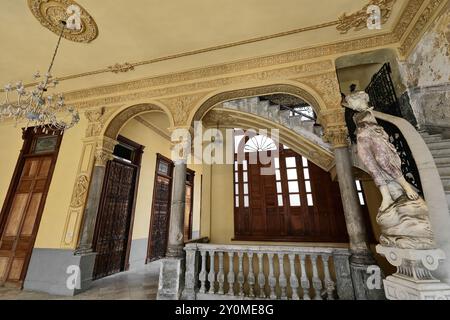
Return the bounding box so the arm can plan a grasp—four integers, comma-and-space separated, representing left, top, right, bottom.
185, 243, 350, 255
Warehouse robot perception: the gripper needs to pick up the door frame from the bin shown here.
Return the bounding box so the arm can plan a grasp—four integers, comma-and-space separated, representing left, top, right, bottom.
0, 127, 63, 287
92, 135, 143, 275
146, 153, 174, 263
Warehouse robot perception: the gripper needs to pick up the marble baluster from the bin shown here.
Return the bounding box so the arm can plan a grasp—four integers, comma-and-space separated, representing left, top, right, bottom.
311, 254, 323, 300
288, 253, 300, 300
278, 253, 288, 299
217, 252, 225, 295
208, 250, 216, 294
299, 254, 311, 300
199, 250, 207, 294
237, 252, 245, 297
268, 253, 277, 299
227, 252, 235, 296
323, 255, 335, 300
257, 253, 266, 298
247, 252, 256, 298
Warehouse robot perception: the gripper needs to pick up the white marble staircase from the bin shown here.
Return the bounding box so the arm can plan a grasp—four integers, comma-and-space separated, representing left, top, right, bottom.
222, 97, 329, 149
420, 132, 450, 208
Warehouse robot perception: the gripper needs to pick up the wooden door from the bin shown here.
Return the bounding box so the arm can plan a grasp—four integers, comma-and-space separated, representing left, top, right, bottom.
92, 136, 143, 280
147, 154, 173, 262
0, 129, 62, 288
93, 159, 137, 279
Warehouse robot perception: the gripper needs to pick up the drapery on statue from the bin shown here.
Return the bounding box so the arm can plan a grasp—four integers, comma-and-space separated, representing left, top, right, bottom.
343, 91, 435, 250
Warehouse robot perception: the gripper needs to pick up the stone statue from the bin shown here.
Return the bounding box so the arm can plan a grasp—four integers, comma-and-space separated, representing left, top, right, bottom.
343, 91, 435, 250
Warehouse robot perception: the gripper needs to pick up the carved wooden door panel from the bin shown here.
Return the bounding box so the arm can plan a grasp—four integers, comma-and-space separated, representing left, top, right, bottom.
0, 128, 62, 288
93, 159, 137, 280
147, 175, 172, 262
147, 154, 173, 263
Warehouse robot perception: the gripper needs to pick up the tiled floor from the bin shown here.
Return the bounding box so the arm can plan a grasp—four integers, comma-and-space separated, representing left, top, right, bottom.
0, 261, 160, 300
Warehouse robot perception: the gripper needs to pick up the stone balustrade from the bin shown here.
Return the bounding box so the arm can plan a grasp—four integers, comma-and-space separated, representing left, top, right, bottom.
182, 243, 354, 300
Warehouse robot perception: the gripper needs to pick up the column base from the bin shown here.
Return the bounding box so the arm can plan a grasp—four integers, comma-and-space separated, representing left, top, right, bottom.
24, 249, 96, 296
349, 252, 386, 300
157, 258, 185, 300
377, 245, 450, 300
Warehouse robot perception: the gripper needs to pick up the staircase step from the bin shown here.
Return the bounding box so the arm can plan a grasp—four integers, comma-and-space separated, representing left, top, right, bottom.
431, 149, 450, 157
442, 177, 450, 189
423, 136, 444, 143
279, 110, 291, 126
289, 116, 302, 129
257, 100, 269, 118
268, 105, 280, 121
425, 140, 450, 150
438, 166, 450, 176
434, 156, 450, 166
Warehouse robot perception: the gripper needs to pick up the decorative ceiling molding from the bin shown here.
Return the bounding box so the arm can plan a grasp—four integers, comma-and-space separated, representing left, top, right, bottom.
108, 62, 135, 74
11, 0, 442, 95
28, 0, 98, 43
336, 0, 397, 34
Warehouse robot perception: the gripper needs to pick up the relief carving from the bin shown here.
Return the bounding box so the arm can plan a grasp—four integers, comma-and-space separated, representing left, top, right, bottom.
70, 174, 89, 208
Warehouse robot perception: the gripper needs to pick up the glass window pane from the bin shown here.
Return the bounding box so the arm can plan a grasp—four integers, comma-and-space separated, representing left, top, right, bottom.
234, 134, 244, 154
244, 196, 249, 208
289, 194, 301, 207
243, 160, 248, 171
157, 161, 170, 175
33, 136, 58, 154
287, 169, 298, 180
278, 195, 283, 206
234, 161, 238, 171
235, 172, 239, 182
355, 180, 362, 191
274, 158, 280, 169
288, 181, 299, 193
307, 194, 314, 206
235, 196, 239, 207
305, 181, 312, 193
285, 157, 297, 168
302, 157, 308, 167
275, 170, 281, 181
243, 183, 249, 195
276, 182, 282, 193
235, 184, 239, 195
243, 172, 248, 183
358, 193, 365, 205
303, 168, 310, 180
284, 145, 290, 150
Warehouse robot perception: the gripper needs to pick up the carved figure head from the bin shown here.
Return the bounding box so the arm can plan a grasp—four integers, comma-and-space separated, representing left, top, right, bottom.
346, 91, 370, 112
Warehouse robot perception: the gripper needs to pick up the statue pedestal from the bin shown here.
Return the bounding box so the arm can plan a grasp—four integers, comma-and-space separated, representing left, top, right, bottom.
376, 245, 450, 300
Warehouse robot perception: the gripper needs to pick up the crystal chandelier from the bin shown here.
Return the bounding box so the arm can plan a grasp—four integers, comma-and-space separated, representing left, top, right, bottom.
0, 20, 80, 132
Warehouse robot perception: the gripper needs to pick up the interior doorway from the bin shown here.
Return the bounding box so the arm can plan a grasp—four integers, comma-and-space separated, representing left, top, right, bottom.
146, 155, 195, 262
92, 136, 143, 280
0, 127, 63, 288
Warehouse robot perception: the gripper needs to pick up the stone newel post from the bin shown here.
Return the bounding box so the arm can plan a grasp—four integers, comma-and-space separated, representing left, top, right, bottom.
324, 124, 385, 300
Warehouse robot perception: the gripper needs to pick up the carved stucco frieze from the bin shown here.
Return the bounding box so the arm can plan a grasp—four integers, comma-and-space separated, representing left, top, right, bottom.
399, 0, 447, 57
295, 72, 343, 111
70, 174, 89, 208
158, 93, 209, 127
336, 0, 397, 34
27, 0, 98, 43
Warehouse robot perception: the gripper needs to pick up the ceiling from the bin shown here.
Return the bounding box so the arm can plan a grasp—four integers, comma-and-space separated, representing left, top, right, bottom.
0, 0, 409, 92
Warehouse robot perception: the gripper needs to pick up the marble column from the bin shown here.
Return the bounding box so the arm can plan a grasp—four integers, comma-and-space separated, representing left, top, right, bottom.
166, 159, 188, 258
75, 146, 114, 254
158, 135, 190, 300
326, 125, 385, 300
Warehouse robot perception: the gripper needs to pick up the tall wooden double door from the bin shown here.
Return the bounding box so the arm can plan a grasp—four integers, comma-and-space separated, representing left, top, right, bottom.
0, 128, 62, 287
92, 136, 143, 280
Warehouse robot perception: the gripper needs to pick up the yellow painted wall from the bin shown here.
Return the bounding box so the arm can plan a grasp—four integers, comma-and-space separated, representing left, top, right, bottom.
337, 63, 383, 95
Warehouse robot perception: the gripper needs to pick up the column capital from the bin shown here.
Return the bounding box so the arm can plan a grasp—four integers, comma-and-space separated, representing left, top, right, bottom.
94, 137, 118, 167
323, 125, 350, 149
